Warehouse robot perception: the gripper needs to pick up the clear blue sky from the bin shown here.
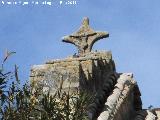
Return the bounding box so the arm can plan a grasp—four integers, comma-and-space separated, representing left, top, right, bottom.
0, 0, 160, 108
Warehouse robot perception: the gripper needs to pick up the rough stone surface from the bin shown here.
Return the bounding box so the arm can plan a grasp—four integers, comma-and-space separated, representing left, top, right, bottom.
134, 110, 148, 120
87, 72, 119, 119
154, 109, 160, 120
30, 51, 115, 95
145, 110, 157, 120
98, 73, 137, 120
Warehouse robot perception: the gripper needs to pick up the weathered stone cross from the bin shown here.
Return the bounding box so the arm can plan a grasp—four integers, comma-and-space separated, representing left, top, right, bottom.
62, 17, 109, 56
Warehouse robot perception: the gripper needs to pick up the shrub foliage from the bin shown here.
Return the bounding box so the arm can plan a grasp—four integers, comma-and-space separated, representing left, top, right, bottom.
0, 52, 93, 120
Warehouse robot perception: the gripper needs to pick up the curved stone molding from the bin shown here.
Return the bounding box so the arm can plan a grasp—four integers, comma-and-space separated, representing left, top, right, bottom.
87, 72, 119, 119
153, 108, 160, 120
145, 110, 157, 120
133, 85, 142, 111
134, 110, 148, 120
98, 73, 136, 120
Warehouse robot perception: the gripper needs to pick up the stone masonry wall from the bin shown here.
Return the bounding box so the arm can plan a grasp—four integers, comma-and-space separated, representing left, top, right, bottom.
30, 51, 115, 95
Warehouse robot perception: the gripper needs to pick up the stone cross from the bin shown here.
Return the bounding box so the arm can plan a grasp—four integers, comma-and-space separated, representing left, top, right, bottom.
62, 17, 109, 56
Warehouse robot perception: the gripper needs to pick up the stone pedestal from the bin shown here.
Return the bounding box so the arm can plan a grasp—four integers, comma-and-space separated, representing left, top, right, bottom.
30, 51, 115, 95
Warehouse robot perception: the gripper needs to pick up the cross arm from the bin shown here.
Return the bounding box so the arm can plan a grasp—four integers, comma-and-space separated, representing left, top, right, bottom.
62, 35, 76, 45
89, 31, 109, 51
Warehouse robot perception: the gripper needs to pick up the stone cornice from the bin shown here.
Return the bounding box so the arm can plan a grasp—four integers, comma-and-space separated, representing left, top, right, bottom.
98, 73, 136, 120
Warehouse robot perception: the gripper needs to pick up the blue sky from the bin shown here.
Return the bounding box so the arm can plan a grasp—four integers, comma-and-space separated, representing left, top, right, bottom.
0, 0, 160, 108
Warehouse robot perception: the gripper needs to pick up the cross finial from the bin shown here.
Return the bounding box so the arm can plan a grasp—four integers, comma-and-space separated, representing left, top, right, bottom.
62, 17, 109, 56
82, 17, 89, 26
